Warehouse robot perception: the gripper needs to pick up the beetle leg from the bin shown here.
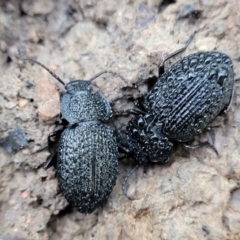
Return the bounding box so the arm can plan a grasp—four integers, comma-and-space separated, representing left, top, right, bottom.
113, 108, 145, 117
41, 130, 62, 169
122, 165, 139, 199
183, 141, 219, 157
31, 130, 60, 155
31, 144, 48, 154
47, 129, 63, 150
112, 94, 146, 112
143, 164, 148, 174
32, 129, 64, 169
224, 82, 236, 113
113, 120, 140, 198
110, 94, 135, 107
43, 152, 57, 169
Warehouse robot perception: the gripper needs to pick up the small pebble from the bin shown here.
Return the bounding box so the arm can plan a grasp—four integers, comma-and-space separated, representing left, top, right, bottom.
21, 191, 29, 199
213, 23, 226, 39
195, 37, 217, 51
18, 98, 28, 108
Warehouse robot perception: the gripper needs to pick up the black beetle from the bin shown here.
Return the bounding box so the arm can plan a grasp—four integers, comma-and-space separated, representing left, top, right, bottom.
118, 44, 235, 194
26, 59, 127, 213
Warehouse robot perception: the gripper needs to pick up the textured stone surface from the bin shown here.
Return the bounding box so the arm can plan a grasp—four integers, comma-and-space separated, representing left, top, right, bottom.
21, 0, 54, 16
0, 0, 240, 239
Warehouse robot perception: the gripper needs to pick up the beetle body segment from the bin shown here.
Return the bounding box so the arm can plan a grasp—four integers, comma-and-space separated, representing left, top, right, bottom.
57, 122, 118, 213
61, 81, 112, 124
26, 58, 121, 212
56, 80, 118, 213
124, 51, 234, 163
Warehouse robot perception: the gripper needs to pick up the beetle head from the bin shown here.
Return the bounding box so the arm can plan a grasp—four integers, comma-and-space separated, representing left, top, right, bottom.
65, 80, 92, 93
126, 114, 173, 164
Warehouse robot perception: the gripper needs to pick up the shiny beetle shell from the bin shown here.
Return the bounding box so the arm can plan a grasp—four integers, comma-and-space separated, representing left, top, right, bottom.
57, 122, 118, 213
125, 51, 234, 163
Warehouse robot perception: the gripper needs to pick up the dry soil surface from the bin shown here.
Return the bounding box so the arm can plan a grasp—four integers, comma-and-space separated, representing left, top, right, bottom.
1, 0, 240, 239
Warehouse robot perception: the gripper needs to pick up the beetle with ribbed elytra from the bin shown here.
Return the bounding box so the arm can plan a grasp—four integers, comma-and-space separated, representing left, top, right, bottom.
118, 44, 235, 193
25, 59, 128, 213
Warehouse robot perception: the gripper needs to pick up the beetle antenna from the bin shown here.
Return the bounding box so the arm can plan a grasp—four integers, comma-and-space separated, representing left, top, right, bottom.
88, 70, 129, 86
23, 58, 66, 86
122, 165, 139, 198
158, 31, 196, 76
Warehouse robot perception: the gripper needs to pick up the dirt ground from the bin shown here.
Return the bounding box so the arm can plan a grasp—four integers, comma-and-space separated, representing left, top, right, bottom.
1, 0, 240, 239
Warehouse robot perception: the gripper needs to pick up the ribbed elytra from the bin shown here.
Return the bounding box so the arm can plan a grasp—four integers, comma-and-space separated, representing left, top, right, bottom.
118, 50, 235, 195
144, 51, 234, 144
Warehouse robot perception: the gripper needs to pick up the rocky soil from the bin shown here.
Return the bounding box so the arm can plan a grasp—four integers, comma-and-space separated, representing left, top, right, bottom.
0, 0, 240, 239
